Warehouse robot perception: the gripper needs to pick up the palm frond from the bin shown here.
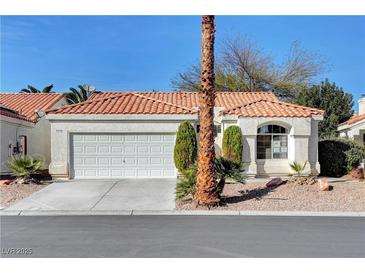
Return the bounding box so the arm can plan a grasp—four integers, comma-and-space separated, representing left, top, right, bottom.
289, 161, 308, 175
42, 84, 54, 93
6, 155, 44, 178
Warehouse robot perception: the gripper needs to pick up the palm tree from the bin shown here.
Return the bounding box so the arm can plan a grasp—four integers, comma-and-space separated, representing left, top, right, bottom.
65, 85, 94, 104
193, 15, 219, 207
21, 84, 54, 93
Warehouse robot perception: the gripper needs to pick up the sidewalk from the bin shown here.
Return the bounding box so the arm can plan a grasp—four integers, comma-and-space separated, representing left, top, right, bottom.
1, 209, 365, 217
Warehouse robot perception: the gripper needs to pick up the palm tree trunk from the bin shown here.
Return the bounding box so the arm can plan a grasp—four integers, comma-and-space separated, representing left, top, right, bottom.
193, 15, 219, 207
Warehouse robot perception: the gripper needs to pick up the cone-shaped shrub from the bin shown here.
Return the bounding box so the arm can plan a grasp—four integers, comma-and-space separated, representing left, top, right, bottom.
222, 125, 243, 164
174, 121, 198, 172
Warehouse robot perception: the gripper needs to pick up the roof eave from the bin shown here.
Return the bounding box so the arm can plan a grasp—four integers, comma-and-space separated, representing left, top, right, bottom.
46, 113, 198, 121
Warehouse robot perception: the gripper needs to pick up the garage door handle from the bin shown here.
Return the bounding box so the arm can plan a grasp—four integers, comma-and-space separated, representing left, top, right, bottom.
123, 160, 125, 163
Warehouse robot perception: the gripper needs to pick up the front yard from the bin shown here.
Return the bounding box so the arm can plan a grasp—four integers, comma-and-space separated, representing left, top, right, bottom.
0, 180, 50, 208
177, 179, 365, 212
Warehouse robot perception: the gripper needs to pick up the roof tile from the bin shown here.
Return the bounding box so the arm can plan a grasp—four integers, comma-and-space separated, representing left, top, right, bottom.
340, 113, 365, 126
222, 99, 323, 118
0, 93, 65, 122
49, 91, 322, 118
48, 92, 197, 115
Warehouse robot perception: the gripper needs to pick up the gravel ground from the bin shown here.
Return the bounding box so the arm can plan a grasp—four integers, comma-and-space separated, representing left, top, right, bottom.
0, 182, 50, 208
177, 180, 365, 212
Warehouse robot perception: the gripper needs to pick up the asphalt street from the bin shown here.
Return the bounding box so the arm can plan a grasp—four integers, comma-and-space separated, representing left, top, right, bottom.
1, 215, 364, 257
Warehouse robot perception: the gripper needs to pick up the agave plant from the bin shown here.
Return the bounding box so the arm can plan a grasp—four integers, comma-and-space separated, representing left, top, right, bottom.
289, 160, 308, 176
6, 156, 44, 184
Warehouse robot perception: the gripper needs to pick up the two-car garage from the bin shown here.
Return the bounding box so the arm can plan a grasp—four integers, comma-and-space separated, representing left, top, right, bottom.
70, 133, 176, 179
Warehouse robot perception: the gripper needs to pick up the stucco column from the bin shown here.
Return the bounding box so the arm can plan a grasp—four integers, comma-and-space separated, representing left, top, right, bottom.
48, 127, 69, 178
242, 135, 257, 176
308, 119, 320, 175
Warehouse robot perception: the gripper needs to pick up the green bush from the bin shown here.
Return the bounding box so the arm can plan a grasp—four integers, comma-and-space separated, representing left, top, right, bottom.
174, 121, 197, 172
289, 161, 308, 176
175, 158, 246, 200
318, 138, 365, 177
222, 125, 243, 164
345, 147, 365, 171
6, 155, 44, 182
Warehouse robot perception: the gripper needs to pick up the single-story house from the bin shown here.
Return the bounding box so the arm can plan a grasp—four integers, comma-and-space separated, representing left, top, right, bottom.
338, 96, 365, 145
46, 91, 323, 179
0, 93, 67, 174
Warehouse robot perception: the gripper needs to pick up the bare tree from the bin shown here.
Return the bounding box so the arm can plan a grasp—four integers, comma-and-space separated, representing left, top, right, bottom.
172, 36, 325, 99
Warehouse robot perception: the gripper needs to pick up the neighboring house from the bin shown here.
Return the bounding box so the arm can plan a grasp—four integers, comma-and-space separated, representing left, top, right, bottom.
0, 93, 67, 174
46, 91, 323, 179
338, 96, 365, 145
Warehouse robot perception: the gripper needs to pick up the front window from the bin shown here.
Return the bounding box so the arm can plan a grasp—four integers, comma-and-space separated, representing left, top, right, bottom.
257, 125, 288, 159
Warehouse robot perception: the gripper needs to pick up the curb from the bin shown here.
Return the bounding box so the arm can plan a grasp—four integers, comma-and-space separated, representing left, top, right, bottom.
1, 210, 365, 217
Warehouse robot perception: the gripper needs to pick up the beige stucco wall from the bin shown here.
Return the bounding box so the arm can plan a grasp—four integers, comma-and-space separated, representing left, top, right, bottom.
339, 120, 365, 146
234, 116, 321, 177
47, 116, 197, 178
0, 116, 33, 174
27, 97, 67, 169
1, 97, 67, 174
47, 112, 322, 178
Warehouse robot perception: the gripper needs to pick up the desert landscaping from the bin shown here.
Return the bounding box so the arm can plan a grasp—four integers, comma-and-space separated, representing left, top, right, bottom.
177, 177, 365, 212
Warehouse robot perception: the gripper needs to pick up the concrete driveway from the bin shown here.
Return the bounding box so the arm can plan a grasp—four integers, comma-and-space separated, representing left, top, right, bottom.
5, 179, 177, 211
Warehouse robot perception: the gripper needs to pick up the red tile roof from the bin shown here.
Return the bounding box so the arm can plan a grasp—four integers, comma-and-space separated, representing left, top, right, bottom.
0, 104, 33, 123
340, 113, 365, 126
49, 91, 323, 118
221, 99, 324, 118
48, 92, 197, 115
0, 93, 65, 122
90, 91, 279, 109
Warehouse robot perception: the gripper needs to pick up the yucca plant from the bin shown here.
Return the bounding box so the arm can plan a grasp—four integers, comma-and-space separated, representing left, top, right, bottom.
6, 156, 44, 184
289, 160, 308, 176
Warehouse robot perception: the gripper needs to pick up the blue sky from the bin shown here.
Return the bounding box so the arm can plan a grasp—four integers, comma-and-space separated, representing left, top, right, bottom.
1, 16, 365, 110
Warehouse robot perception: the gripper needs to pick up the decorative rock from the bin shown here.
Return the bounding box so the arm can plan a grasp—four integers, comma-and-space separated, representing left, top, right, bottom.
0, 180, 13, 186
266, 177, 283, 188
349, 168, 364, 180
318, 178, 330, 191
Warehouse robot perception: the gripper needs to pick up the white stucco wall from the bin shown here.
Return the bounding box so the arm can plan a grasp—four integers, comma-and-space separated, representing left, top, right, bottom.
233, 116, 321, 176
47, 111, 322, 178
0, 116, 34, 174
338, 120, 365, 145
47, 115, 198, 178
1, 97, 67, 174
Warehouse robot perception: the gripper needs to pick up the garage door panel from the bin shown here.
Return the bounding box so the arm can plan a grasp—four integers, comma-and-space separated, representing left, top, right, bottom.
71, 133, 176, 178
124, 146, 136, 154
98, 146, 110, 153
84, 135, 97, 142
84, 158, 97, 165
85, 146, 97, 154
137, 146, 148, 154
111, 146, 123, 154
111, 157, 123, 165
124, 135, 137, 142
150, 146, 162, 153
111, 135, 123, 142
98, 158, 109, 165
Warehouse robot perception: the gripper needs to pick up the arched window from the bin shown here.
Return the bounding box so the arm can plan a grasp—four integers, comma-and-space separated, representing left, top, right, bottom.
257, 125, 288, 159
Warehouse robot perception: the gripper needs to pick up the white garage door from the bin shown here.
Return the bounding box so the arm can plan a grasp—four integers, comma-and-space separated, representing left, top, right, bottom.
71, 133, 176, 178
